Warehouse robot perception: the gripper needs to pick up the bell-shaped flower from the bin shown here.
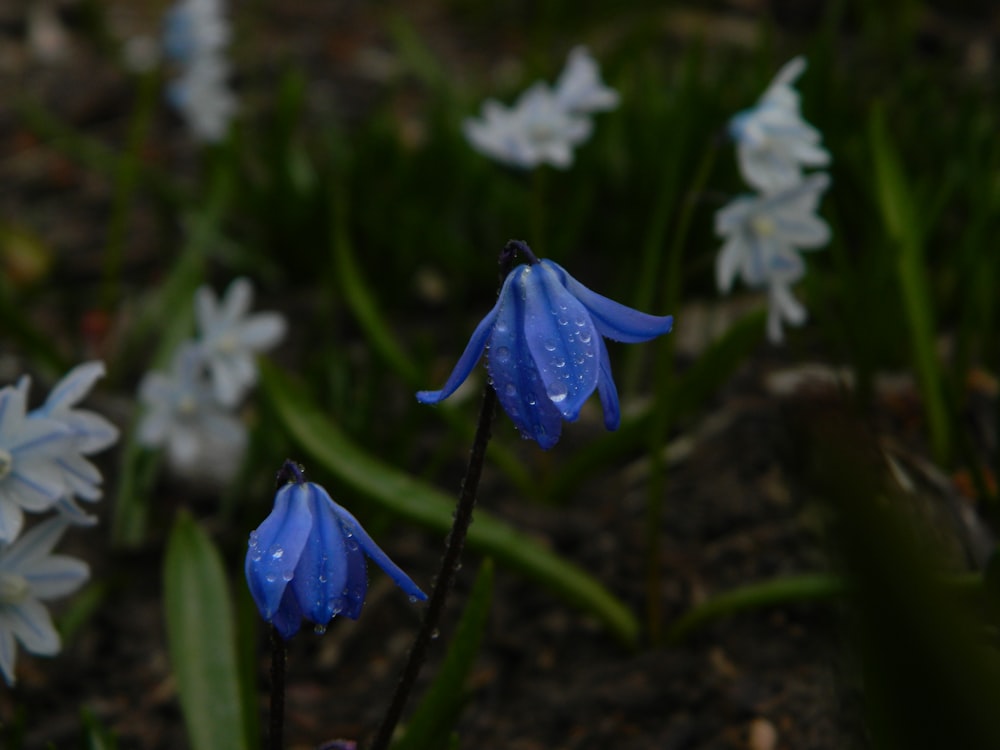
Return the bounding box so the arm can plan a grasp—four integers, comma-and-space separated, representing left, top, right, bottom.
137, 343, 248, 482
463, 83, 593, 170
553, 46, 620, 115
246, 464, 426, 640
31, 362, 119, 518
0, 382, 75, 543
0, 517, 89, 684
715, 173, 831, 344
728, 56, 830, 193
417, 243, 674, 449
194, 277, 287, 407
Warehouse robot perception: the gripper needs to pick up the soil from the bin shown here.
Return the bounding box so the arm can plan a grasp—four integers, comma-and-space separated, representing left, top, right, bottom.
0, 3, 987, 749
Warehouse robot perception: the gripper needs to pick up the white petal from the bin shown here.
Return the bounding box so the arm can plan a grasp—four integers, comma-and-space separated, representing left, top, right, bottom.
237, 314, 287, 350
40, 362, 106, 414
24, 555, 89, 599
220, 277, 253, 326
7, 598, 60, 655
0, 624, 17, 684
1, 516, 70, 567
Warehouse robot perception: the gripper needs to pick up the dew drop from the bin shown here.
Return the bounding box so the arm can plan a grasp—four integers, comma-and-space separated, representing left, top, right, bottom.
319, 574, 327, 583
408, 595, 419, 604
282, 570, 294, 582
346, 539, 359, 551
265, 573, 277, 583
547, 381, 568, 403
504, 383, 516, 396
494, 346, 511, 363
314, 624, 327, 635
495, 320, 508, 332
579, 330, 592, 343
270, 546, 284, 560
543, 340, 557, 352
553, 357, 566, 368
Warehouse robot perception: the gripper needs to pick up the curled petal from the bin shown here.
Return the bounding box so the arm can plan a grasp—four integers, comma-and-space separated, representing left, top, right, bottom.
333, 503, 426, 603
523, 263, 599, 421
487, 268, 563, 449
546, 261, 673, 343
290, 483, 349, 627
594, 336, 621, 430
417, 271, 513, 404
245, 485, 312, 620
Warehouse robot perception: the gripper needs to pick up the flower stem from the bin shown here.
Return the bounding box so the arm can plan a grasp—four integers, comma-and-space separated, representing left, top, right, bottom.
368, 247, 517, 750
269, 625, 286, 750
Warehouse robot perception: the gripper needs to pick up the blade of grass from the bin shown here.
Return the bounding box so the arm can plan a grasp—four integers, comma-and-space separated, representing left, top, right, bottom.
163, 511, 248, 750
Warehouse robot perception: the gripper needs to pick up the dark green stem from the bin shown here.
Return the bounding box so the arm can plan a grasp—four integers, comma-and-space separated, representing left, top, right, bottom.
269, 625, 286, 750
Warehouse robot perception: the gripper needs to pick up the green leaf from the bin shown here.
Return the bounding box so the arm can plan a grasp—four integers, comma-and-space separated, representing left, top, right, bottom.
259, 361, 639, 646
869, 103, 950, 464
392, 560, 494, 750
163, 512, 248, 750
80, 707, 118, 750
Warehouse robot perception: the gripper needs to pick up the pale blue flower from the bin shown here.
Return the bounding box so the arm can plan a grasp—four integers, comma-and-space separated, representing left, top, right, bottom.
0, 517, 89, 685
417, 242, 674, 449
553, 46, 620, 114
0, 382, 75, 543
31, 362, 119, 523
137, 343, 247, 481
464, 83, 593, 170
162, 0, 237, 142
715, 173, 831, 343
246, 462, 426, 640
463, 46, 617, 170
194, 277, 287, 407
729, 56, 830, 193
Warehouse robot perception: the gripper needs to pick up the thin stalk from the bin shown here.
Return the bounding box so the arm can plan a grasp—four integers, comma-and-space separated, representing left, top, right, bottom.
368, 243, 525, 750
368, 383, 497, 750
269, 625, 286, 750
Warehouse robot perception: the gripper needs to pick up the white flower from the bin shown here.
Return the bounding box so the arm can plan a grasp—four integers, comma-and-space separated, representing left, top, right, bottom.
194, 277, 287, 407
137, 344, 248, 482
32, 362, 119, 518
464, 83, 593, 169
0, 517, 89, 685
0, 382, 75, 543
463, 45, 617, 170
715, 173, 831, 344
162, 0, 237, 142
553, 46, 620, 114
729, 56, 830, 193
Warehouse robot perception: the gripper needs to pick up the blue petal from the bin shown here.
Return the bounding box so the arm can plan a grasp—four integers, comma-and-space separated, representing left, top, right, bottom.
245, 484, 313, 621
594, 335, 621, 430
416, 270, 516, 405
545, 261, 674, 343
523, 263, 600, 421
336, 533, 369, 620
271, 584, 305, 640
332, 502, 427, 603
290, 483, 349, 627
487, 267, 563, 449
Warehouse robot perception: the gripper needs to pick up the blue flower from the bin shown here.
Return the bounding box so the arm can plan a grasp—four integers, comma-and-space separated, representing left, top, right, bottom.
417, 242, 674, 449
246, 463, 426, 640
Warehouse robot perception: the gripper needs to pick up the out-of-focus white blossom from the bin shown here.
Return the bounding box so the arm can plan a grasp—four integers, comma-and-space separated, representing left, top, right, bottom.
0, 517, 89, 685
162, 0, 237, 142
463, 46, 617, 170
194, 277, 287, 407
137, 344, 249, 483
714, 173, 831, 344
729, 56, 830, 193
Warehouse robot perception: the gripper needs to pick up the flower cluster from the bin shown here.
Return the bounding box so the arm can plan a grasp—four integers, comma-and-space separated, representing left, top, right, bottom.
161, 0, 237, 142
463, 46, 619, 170
137, 277, 286, 481
0, 362, 118, 684
418, 241, 673, 449
245, 462, 426, 639
715, 56, 832, 344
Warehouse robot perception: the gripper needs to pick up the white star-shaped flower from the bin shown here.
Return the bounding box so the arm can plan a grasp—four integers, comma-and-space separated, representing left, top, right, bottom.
729, 56, 830, 193
715, 173, 831, 343
0, 382, 75, 543
0, 517, 89, 685
194, 277, 287, 407
137, 343, 248, 482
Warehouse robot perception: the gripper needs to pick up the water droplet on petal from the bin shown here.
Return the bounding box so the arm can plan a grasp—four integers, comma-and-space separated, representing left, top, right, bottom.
282, 570, 294, 582
494, 346, 511, 363
408, 595, 419, 604
314, 624, 327, 635
270, 546, 284, 560
547, 381, 568, 403
505, 383, 516, 396
579, 330, 592, 343
265, 573, 277, 583
543, 340, 557, 352
553, 357, 566, 368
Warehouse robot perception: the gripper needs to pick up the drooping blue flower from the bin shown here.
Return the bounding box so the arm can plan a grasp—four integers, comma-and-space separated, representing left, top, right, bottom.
417, 241, 674, 449
246, 462, 426, 640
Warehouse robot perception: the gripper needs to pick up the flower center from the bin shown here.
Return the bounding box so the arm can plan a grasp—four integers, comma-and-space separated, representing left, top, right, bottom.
751, 215, 777, 237
177, 393, 198, 416
0, 572, 29, 605
0, 448, 13, 481
216, 333, 239, 354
